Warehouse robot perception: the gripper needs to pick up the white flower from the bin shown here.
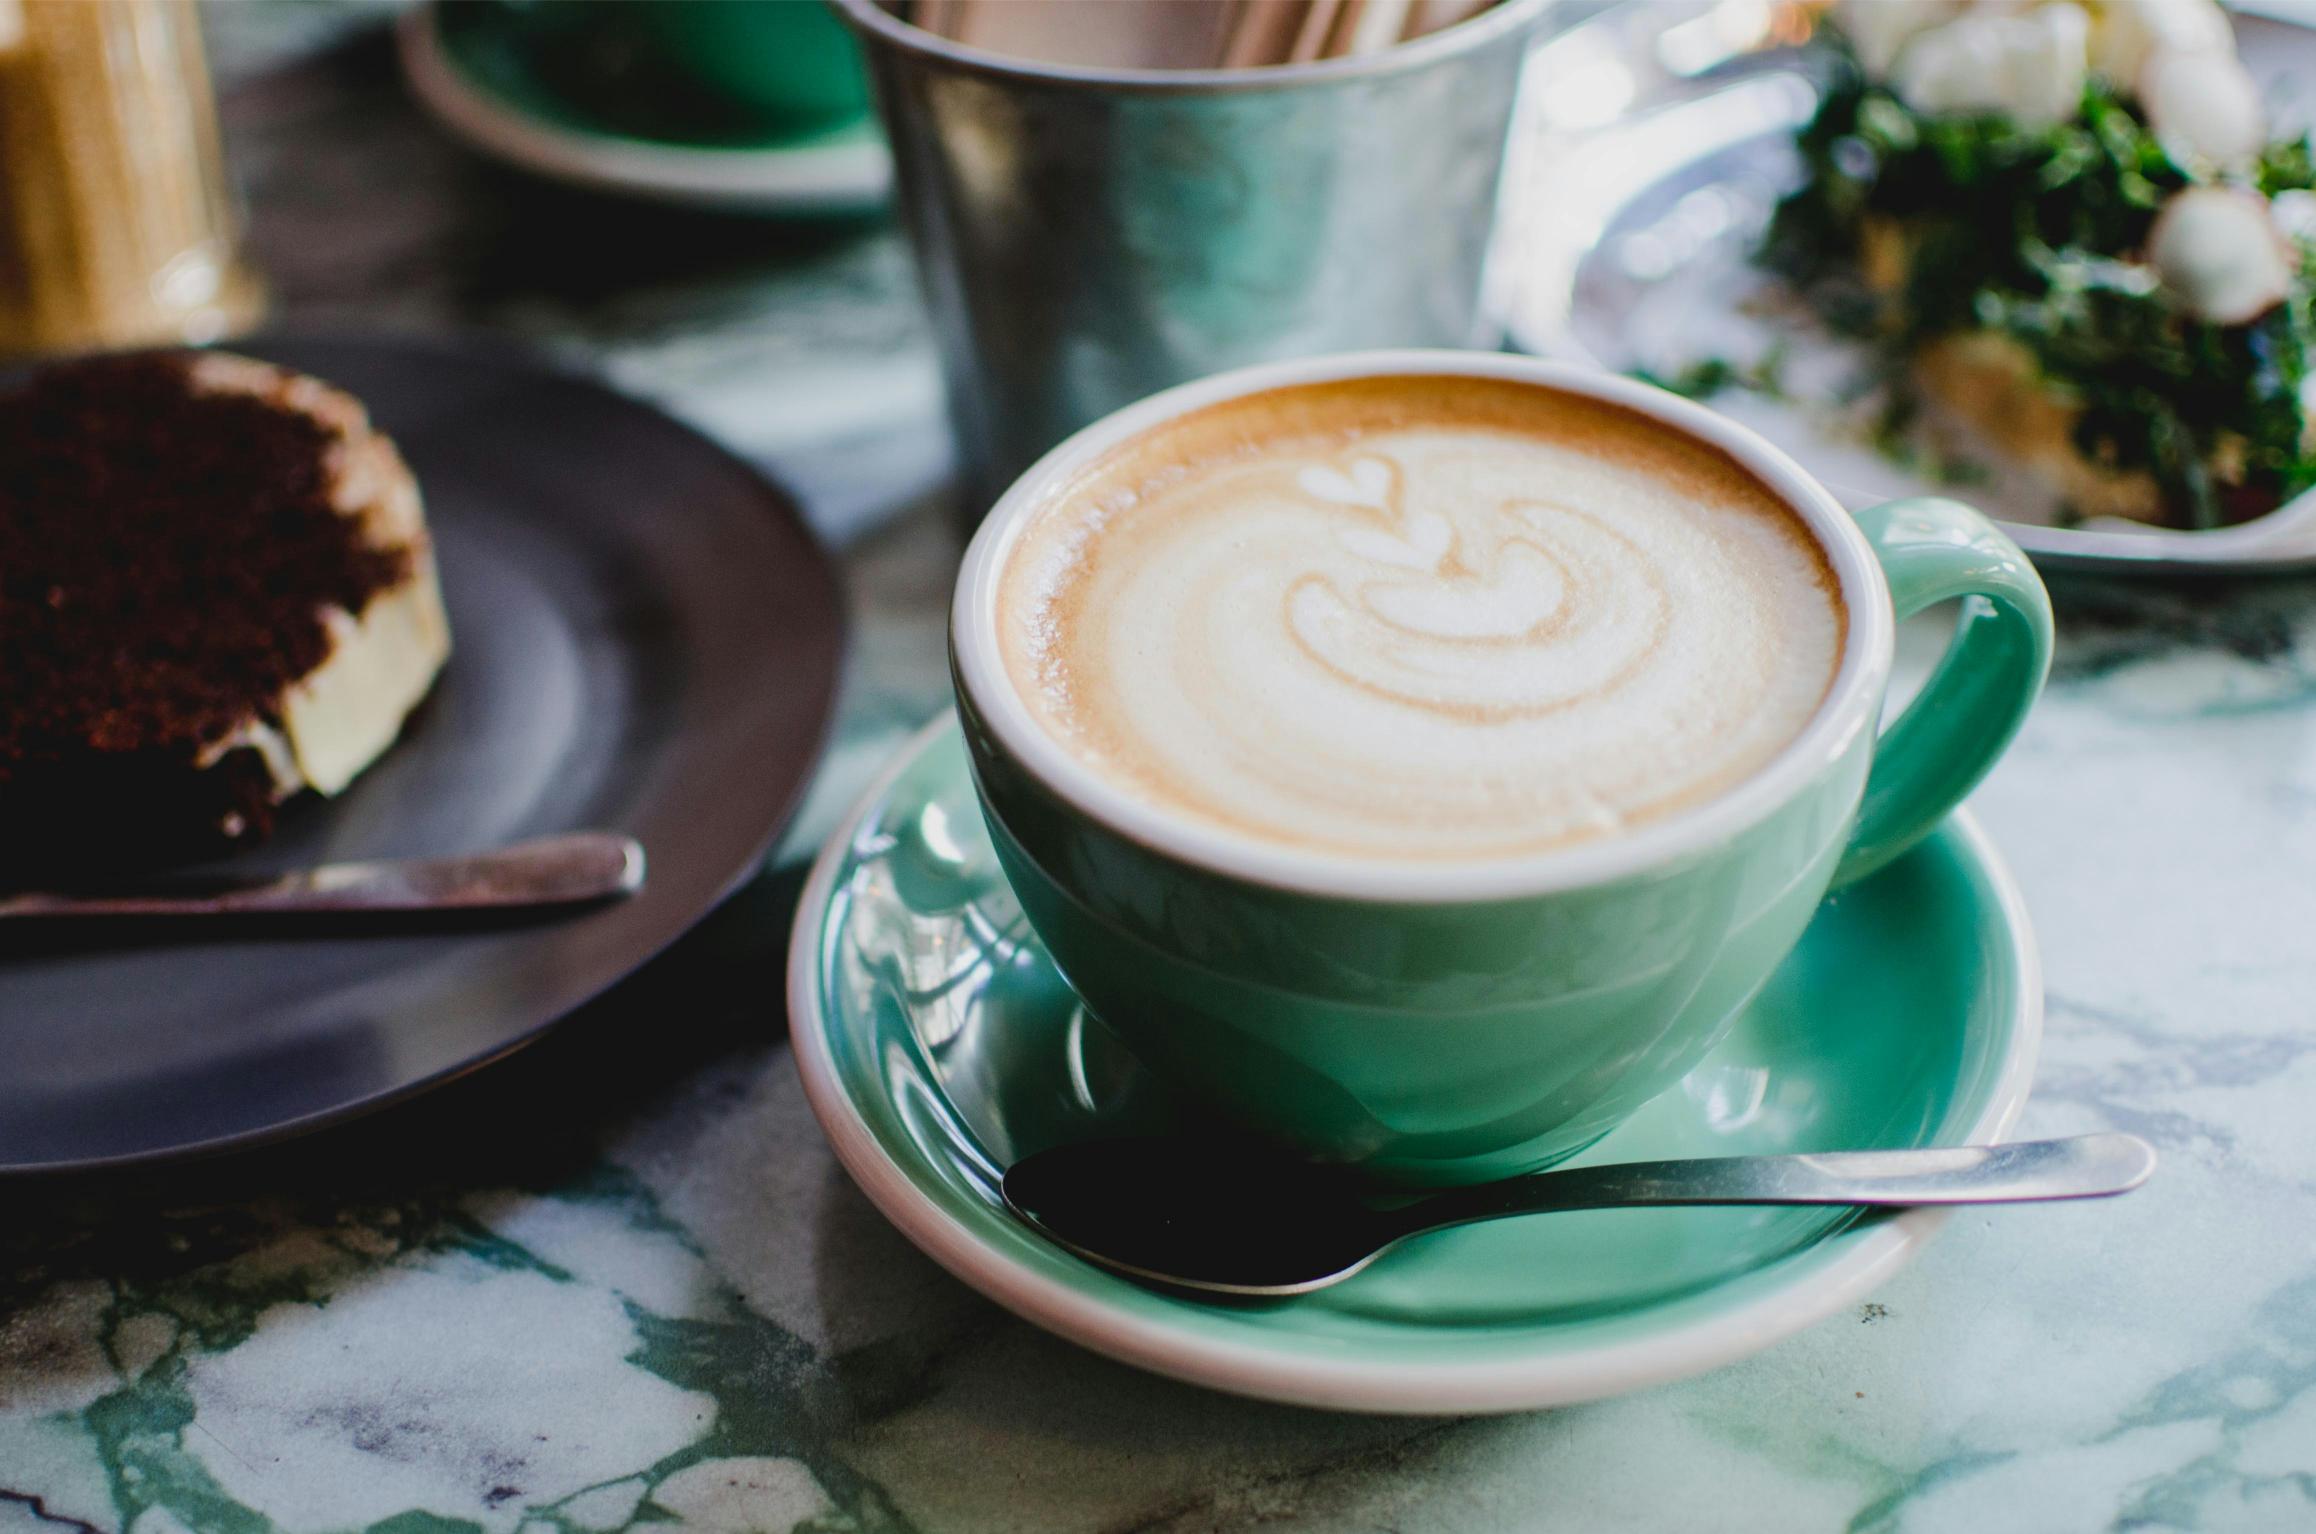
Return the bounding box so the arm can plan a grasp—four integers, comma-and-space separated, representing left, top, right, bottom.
1832, 0, 1971, 76
2272, 190, 2316, 246
2088, 0, 2233, 86
2146, 186, 2295, 325
1891, 2, 2091, 127
2140, 50, 2266, 170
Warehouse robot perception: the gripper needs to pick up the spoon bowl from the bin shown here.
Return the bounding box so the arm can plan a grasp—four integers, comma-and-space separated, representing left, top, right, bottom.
1003, 1137, 1406, 1296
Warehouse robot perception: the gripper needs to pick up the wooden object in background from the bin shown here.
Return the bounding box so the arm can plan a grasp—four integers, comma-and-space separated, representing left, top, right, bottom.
909, 0, 1501, 68
1216, 0, 1312, 67
1402, 0, 1498, 41
1330, 0, 1416, 55
1286, 0, 1344, 61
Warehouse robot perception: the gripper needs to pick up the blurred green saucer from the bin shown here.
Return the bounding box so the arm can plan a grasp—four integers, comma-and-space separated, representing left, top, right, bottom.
398, 0, 890, 215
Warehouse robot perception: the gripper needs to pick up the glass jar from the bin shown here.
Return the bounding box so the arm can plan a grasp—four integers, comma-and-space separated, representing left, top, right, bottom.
0, 0, 264, 359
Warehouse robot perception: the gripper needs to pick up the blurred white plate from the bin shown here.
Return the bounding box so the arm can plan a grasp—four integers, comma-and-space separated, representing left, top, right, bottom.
1500, 4, 2316, 573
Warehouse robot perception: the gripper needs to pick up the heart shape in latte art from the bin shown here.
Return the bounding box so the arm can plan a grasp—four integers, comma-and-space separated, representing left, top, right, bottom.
1285, 455, 1674, 720
1297, 456, 1394, 510
1303, 456, 1454, 570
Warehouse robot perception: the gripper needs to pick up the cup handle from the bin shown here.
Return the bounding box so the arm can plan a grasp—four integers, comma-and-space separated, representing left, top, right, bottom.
1834, 498, 2053, 888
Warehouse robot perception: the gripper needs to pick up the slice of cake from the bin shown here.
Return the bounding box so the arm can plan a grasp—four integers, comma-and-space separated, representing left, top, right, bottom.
0, 350, 451, 876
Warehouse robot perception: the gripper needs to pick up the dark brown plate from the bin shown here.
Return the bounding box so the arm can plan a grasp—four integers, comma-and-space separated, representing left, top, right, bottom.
0, 334, 846, 1172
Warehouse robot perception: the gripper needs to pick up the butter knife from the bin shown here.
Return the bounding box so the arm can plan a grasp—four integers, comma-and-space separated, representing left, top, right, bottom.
0, 832, 645, 920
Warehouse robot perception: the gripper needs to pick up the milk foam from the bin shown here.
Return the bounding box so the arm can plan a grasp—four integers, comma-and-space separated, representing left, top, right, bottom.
997, 379, 1845, 862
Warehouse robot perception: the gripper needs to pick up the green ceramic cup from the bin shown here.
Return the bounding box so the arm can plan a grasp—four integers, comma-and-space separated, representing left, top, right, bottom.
951, 351, 2052, 1186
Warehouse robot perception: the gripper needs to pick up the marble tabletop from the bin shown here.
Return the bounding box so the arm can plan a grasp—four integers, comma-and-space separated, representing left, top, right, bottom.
6, 6, 2316, 1531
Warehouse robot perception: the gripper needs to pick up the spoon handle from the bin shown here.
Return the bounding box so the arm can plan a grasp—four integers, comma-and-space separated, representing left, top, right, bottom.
1409, 1134, 2156, 1232
0, 833, 646, 919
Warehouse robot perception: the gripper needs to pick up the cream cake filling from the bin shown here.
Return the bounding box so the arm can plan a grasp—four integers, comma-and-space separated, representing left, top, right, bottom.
183, 354, 451, 803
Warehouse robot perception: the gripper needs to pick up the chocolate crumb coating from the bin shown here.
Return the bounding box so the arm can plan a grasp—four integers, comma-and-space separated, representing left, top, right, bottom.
0, 352, 416, 876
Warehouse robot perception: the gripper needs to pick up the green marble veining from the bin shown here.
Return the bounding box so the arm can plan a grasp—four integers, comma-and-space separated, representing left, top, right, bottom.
0, 1135, 913, 1531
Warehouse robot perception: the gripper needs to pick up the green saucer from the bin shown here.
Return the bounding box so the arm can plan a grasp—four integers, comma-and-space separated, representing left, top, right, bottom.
789, 719, 2042, 1413
398, 2, 890, 215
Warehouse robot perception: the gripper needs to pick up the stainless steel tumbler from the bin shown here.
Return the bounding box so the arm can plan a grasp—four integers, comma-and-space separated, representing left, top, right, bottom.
832, 0, 1555, 507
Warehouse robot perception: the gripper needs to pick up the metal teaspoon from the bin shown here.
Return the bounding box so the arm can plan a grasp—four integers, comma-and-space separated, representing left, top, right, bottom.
1002, 1132, 2156, 1297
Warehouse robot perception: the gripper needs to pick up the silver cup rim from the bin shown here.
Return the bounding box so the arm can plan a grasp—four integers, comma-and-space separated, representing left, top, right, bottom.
827, 0, 1555, 94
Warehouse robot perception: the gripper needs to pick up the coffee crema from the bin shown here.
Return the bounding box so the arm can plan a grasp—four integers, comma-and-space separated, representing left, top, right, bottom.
995, 376, 1846, 862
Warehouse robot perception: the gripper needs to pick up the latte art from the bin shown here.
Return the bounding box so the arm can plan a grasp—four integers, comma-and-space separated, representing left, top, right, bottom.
997, 378, 1845, 861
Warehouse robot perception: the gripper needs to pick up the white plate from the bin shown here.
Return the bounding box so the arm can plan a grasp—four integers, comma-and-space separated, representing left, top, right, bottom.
1499, 6, 2316, 573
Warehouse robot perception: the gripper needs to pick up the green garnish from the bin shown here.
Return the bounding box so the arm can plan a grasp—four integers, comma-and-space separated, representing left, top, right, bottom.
1633, 343, 1791, 403
1762, 44, 2316, 528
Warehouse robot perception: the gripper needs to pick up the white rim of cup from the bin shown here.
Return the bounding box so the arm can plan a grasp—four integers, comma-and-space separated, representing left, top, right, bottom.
951, 350, 1898, 905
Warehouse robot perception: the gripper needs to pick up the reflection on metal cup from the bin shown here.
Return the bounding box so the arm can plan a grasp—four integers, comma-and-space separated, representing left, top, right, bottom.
832, 0, 1553, 511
